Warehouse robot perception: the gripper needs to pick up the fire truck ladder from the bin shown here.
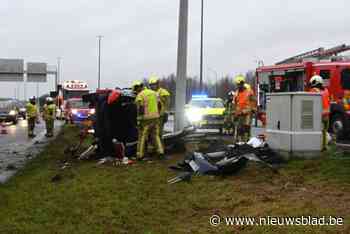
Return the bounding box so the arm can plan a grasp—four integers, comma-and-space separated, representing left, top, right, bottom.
276, 44, 350, 65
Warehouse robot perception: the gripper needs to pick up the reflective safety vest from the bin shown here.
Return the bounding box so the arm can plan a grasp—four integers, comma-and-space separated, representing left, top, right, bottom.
234, 88, 255, 114
343, 90, 350, 111
157, 87, 170, 116
44, 104, 56, 120
26, 103, 37, 119
135, 88, 160, 120
310, 87, 330, 117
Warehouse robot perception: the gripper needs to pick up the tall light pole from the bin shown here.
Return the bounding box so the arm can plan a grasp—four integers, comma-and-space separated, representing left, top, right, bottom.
56, 57, 61, 91
97, 35, 103, 89
199, 0, 204, 92
175, 0, 189, 132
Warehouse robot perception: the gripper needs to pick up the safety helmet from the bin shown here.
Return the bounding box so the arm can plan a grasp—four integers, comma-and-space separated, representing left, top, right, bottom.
234, 75, 245, 85
132, 81, 142, 91
309, 75, 323, 86
148, 76, 159, 85
29, 96, 36, 101
228, 91, 235, 97
46, 97, 53, 102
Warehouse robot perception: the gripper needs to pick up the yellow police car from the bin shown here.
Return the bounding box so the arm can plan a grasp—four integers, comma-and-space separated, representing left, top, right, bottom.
185, 95, 225, 133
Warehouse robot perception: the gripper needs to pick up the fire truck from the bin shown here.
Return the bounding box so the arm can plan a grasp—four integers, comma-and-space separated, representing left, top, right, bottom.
256, 44, 350, 139
57, 80, 89, 119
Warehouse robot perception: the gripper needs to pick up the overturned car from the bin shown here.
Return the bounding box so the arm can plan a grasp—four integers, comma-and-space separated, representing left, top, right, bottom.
67, 88, 187, 163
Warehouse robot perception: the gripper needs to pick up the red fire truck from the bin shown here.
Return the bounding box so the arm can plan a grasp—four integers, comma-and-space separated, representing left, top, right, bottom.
256, 44, 350, 138
56, 80, 90, 119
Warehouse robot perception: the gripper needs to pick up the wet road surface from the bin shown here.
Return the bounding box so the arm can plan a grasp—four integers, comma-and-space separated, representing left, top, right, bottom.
0, 119, 63, 183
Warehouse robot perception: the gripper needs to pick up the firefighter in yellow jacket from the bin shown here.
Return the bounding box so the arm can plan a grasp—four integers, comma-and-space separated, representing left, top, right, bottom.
26, 96, 39, 138
132, 81, 164, 160
43, 97, 56, 137
148, 76, 171, 137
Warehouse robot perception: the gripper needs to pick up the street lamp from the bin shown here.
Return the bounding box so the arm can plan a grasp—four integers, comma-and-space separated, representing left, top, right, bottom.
199, 0, 204, 92
97, 35, 103, 89
56, 57, 61, 91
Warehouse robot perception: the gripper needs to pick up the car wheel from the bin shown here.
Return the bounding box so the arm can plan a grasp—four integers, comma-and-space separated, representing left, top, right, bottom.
331, 113, 345, 140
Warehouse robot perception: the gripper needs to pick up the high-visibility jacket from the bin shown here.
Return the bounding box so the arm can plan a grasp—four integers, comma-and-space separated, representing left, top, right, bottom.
135, 88, 160, 120
26, 103, 37, 119
310, 87, 330, 117
43, 104, 56, 120
234, 87, 256, 115
343, 90, 350, 111
157, 87, 170, 116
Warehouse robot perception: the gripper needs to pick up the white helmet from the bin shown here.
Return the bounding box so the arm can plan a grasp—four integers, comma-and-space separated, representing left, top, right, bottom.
310, 75, 323, 86
46, 97, 53, 102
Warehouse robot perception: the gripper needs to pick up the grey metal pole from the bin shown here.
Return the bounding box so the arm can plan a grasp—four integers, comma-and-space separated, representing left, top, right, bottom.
36, 83, 39, 104
97, 35, 102, 89
24, 71, 27, 101
56, 57, 61, 91
199, 0, 204, 92
175, 0, 189, 132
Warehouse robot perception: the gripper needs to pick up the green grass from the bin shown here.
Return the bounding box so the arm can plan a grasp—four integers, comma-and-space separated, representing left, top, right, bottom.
0, 126, 349, 234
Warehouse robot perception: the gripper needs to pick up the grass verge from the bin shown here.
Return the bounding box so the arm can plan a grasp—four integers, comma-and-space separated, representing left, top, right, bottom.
0, 126, 349, 234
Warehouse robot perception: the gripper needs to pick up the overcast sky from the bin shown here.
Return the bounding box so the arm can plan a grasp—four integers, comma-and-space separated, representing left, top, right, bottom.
1, 0, 350, 99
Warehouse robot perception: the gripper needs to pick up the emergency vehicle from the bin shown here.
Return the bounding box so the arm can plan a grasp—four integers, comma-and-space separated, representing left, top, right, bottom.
185, 95, 225, 133
57, 80, 90, 120
256, 44, 350, 138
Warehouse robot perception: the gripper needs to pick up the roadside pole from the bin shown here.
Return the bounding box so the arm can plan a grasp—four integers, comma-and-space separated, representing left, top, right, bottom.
175, 0, 189, 132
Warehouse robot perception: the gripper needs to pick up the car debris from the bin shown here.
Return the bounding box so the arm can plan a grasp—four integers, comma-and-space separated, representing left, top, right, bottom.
168, 137, 284, 184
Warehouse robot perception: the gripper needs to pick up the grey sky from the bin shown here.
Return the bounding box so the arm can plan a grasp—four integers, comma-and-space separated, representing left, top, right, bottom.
1, 0, 350, 99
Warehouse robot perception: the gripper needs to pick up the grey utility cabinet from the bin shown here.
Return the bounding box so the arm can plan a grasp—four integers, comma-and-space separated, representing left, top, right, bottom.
266, 92, 323, 158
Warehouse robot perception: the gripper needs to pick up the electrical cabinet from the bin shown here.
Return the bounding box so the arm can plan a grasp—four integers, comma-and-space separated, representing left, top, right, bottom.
266, 92, 322, 157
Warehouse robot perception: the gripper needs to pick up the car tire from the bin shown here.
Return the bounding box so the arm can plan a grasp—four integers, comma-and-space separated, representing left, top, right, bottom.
331, 113, 346, 140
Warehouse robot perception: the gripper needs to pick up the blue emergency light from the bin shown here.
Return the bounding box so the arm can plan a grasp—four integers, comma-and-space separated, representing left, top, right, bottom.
191, 94, 208, 99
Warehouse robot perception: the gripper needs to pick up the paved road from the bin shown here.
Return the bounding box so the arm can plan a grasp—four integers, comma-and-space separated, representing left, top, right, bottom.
0, 119, 63, 183
0, 119, 46, 145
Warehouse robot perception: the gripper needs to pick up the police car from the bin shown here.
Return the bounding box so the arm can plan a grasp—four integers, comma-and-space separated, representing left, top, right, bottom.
185, 95, 225, 133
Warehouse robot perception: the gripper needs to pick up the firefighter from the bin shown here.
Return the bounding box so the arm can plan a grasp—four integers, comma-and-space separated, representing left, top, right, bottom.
233, 75, 256, 143
132, 81, 164, 160
43, 97, 56, 137
26, 96, 38, 138
148, 76, 171, 137
309, 75, 330, 151
223, 91, 235, 135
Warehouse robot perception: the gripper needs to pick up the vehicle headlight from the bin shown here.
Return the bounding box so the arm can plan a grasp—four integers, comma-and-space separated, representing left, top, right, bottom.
71, 109, 78, 115
89, 108, 96, 115
9, 110, 16, 116
185, 108, 203, 122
